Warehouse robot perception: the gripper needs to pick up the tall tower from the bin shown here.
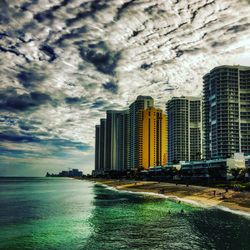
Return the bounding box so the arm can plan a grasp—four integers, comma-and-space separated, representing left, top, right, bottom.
117, 110, 130, 172
129, 96, 154, 169
105, 110, 129, 171
166, 96, 203, 163
95, 125, 100, 173
139, 107, 167, 169
203, 65, 250, 159
100, 119, 106, 172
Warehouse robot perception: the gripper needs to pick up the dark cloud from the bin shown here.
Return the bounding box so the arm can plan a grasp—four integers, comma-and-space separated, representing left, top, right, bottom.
0, 0, 10, 24
114, 0, 136, 21
65, 97, 87, 104
91, 99, 107, 109
0, 45, 30, 62
20, 0, 39, 11
176, 50, 184, 58
34, 9, 54, 23
18, 120, 36, 131
0, 88, 52, 111
42, 138, 90, 151
0, 131, 40, 143
78, 41, 120, 75
0, 131, 91, 166
17, 69, 46, 88
130, 29, 143, 38
33, 0, 70, 23
141, 63, 152, 70
227, 24, 250, 33
55, 27, 87, 47
102, 81, 118, 94
39, 44, 57, 62
0, 131, 90, 152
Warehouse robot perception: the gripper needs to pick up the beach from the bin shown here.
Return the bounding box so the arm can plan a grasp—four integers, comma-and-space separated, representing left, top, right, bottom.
93, 179, 250, 214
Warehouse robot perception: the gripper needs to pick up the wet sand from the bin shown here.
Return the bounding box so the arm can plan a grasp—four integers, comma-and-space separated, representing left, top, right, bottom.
93, 179, 250, 214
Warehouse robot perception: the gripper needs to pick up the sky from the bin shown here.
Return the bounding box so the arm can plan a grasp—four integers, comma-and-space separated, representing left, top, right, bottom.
0, 0, 250, 176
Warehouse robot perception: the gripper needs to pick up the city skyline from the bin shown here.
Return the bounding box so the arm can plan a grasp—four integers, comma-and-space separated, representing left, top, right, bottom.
94, 71, 250, 174
1, 0, 250, 176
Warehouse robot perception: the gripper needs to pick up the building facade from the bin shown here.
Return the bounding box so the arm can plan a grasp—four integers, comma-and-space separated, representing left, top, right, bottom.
99, 119, 106, 172
94, 125, 100, 173
166, 96, 203, 163
203, 65, 250, 159
105, 110, 129, 172
139, 107, 167, 169
129, 96, 154, 169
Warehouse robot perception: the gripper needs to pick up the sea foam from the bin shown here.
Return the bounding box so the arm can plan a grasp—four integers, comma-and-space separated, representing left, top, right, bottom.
95, 182, 250, 219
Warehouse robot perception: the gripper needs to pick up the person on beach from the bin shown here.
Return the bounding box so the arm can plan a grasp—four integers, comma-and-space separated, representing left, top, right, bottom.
159, 189, 165, 194
213, 190, 216, 196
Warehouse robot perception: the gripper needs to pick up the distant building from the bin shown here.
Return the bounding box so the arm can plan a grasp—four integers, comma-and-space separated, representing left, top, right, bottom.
203, 65, 250, 159
46, 169, 83, 177
166, 96, 203, 163
129, 96, 154, 170
69, 169, 83, 177
139, 107, 167, 169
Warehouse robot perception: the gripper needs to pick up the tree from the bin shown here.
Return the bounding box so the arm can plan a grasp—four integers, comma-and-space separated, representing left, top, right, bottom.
230, 168, 241, 180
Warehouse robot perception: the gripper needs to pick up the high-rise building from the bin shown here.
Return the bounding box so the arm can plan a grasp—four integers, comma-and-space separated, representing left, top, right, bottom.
95, 125, 100, 173
166, 96, 203, 163
100, 119, 106, 171
117, 110, 130, 172
139, 107, 167, 169
129, 96, 154, 169
203, 65, 250, 159
106, 110, 129, 172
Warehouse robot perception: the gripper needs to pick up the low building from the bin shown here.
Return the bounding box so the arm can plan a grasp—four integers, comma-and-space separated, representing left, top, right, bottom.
180, 153, 246, 180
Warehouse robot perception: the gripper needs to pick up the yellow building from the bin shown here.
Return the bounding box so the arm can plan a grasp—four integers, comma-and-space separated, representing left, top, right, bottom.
138, 107, 167, 170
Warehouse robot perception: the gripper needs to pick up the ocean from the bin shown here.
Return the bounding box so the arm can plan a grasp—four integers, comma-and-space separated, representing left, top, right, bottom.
0, 177, 249, 250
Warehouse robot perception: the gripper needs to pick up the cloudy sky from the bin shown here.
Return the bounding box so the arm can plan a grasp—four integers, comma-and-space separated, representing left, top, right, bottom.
0, 0, 250, 176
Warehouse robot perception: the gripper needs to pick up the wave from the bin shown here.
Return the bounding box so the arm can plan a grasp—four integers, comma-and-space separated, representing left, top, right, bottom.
95, 182, 250, 219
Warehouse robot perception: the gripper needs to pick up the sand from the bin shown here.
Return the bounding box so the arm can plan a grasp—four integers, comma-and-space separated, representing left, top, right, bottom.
92, 179, 250, 214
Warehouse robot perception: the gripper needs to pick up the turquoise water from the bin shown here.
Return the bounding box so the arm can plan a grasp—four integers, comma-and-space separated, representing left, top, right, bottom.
0, 178, 250, 250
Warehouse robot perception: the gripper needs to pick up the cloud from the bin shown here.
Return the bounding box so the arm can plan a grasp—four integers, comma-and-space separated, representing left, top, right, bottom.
0, 130, 92, 175
0, 0, 250, 175
78, 41, 120, 75
64, 96, 87, 104
17, 69, 47, 88
0, 88, 52, 111
39, 44, 57, 62
102, 81, 118, 94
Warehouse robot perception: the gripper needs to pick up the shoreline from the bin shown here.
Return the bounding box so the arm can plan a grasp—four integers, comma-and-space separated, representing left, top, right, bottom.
90, 179, 250, 217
